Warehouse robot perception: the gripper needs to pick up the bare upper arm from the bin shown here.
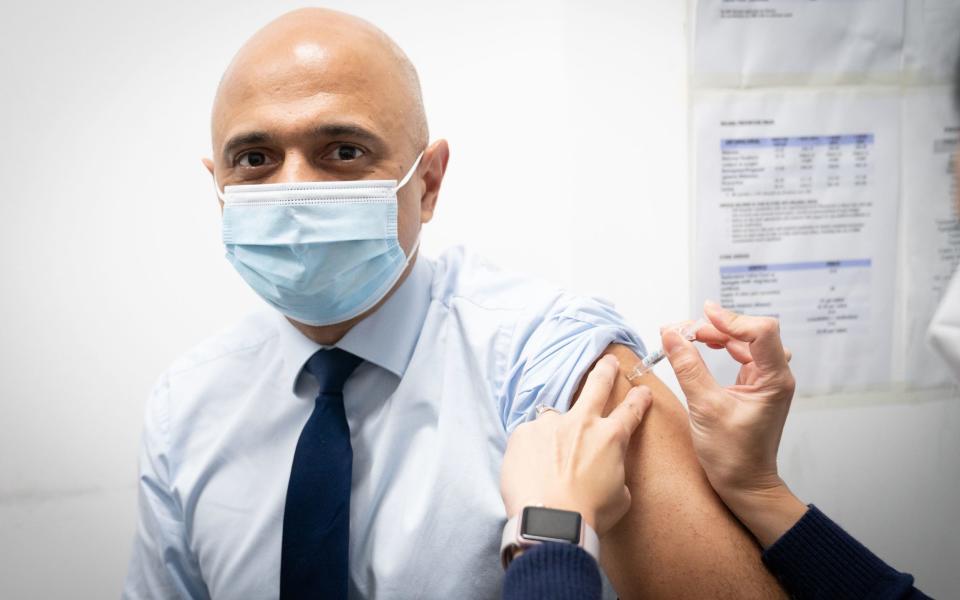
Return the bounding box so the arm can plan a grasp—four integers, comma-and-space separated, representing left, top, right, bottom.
583, 344, 786, 599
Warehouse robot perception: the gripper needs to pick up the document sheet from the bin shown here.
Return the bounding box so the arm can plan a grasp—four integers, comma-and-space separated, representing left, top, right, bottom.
693, 0, 905, 87
692, 91, 900, 393
691, 0, 960, 394
904, 0, 960, 83
902, 88, 960, 387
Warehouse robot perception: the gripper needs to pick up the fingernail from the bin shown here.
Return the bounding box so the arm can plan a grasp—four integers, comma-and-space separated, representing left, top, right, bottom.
704, 300, 721, 312
601, 354, 619, 369
638, 388, 653, 409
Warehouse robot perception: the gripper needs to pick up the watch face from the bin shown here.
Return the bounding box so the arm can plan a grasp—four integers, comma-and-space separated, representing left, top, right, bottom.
520, 506, 582, 544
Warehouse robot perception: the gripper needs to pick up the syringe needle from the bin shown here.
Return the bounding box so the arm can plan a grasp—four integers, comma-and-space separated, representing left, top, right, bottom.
624, 318, 708, 384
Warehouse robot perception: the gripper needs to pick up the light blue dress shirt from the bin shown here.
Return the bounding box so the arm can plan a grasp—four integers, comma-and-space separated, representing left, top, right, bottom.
124, 247, 643, 599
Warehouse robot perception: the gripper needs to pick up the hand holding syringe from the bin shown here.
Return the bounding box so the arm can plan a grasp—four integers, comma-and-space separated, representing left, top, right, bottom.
625, 319, 709, 384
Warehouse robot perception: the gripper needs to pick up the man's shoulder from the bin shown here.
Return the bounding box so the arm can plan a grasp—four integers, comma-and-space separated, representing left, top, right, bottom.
426, 247, 644, 431
163, 310, 281, 381
429, 246, 574, 313
141, 310, 283, 451
428, 246, 632, 330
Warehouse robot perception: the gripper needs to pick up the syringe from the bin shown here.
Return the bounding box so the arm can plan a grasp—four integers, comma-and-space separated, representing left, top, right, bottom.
626, 319, 708, 384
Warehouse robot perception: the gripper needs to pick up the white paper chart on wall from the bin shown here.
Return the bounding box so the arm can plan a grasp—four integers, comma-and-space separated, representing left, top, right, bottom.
691, 0, 960, 395
903, 89, 960, 388
693, 0, 905, 87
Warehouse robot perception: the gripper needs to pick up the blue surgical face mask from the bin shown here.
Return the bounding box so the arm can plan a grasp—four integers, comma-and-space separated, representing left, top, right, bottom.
217, 152, 423, 327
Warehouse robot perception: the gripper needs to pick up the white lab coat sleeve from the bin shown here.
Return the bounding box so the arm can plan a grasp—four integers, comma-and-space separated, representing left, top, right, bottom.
122, 374, 209, 600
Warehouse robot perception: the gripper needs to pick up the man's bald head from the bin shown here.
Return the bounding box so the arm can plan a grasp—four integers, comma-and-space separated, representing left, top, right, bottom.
211, 8, 428, 176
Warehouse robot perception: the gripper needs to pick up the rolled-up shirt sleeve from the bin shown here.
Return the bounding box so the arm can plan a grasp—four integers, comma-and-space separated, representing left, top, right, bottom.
123, 374, 209, 600
498, 293, 645, 433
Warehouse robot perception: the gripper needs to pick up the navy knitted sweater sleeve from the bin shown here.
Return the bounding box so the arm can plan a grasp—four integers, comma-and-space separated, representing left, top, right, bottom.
502, 542, 601, 600
501, 506, 930, 599
762, 505, 931, 599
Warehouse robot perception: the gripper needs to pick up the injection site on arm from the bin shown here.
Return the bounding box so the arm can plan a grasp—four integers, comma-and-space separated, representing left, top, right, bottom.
626, 319, 707, 384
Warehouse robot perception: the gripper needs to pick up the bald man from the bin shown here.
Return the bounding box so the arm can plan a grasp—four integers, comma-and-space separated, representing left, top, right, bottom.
124, 8, 784, 600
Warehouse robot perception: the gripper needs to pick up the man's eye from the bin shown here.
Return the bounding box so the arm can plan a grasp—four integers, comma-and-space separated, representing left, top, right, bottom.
326, 144, 365, 161
237, 151, 272, 168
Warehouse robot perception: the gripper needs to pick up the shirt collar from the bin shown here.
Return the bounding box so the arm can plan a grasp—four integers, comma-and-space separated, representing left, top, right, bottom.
276, 256, 434, 395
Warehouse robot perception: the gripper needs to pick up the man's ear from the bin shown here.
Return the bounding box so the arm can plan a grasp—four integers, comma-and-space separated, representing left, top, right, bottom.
201, 158, 224, 211
419, 139, 449, 224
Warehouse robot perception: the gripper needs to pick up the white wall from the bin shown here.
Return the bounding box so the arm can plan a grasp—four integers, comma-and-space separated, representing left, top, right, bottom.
0, 1, 956, 597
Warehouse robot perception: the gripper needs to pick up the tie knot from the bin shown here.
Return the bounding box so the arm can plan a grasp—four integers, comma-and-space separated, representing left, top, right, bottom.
305, 348, 363, 395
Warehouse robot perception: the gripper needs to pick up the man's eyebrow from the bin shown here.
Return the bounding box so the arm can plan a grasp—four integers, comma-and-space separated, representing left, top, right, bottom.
222, 131, 272, 162
313, 123, 385, 148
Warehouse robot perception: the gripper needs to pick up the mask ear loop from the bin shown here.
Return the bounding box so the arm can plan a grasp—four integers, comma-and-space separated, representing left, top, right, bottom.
214, 177, 225, 203
394, 151, 425, 192
394, 150, 426, 261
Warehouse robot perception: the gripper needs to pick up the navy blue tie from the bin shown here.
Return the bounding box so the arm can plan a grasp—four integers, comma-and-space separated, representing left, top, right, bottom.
280, 348, 363, 600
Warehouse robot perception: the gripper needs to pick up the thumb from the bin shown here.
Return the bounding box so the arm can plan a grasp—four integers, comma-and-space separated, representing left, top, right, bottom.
608, 385, 653, 440
662, 329, 721, 402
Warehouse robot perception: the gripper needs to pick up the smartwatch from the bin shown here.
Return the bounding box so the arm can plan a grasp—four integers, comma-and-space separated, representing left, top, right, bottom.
500, 506, 600, 569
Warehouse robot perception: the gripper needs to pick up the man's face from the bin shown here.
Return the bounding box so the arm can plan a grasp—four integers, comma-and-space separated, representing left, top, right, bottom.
208, 23, 431, 258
